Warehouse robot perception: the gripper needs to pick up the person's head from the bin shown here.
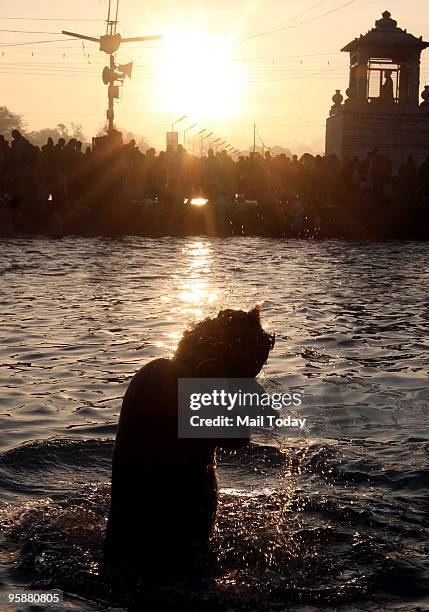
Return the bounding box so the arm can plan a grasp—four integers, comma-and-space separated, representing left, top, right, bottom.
175, 306, 274, 377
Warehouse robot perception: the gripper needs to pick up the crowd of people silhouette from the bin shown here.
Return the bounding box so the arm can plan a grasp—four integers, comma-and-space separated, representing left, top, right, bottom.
0, 129, 428, 239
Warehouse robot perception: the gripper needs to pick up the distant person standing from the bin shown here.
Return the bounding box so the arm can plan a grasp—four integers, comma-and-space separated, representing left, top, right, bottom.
380, 70, 394, 103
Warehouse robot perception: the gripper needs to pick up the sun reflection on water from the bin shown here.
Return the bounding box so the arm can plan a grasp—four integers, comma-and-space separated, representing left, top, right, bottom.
189, 197, 209, 207
178, 241, 221, 311
159, 240, 222, 351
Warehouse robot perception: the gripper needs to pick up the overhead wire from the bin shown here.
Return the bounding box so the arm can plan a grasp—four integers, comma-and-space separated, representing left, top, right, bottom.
0, 29, 61, 34
255, 124, 270, 150
274, 0, 332, 28
0, 38, 76, 47
236, 0, 358, 45
0, 63, 347, 81
0, 17, 103, 22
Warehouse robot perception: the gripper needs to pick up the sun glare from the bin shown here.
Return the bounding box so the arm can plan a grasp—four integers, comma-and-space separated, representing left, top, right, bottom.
156, 31, 243, 120
189, 197, 208, 206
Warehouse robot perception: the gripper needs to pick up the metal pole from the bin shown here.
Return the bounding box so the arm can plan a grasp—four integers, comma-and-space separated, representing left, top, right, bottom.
183, 122, 197, 147
200, 132, 213, 157
172, 114, 187, 132
193, 129, 206, 156
107, 52, 115, 134
253, 123, 256, 154
208, 137, 220, 150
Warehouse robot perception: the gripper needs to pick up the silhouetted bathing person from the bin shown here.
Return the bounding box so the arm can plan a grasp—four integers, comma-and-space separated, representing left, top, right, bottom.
103, 307, 274, 579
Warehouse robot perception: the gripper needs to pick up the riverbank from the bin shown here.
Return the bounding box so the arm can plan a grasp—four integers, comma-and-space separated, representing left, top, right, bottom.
2, 195, 429, 240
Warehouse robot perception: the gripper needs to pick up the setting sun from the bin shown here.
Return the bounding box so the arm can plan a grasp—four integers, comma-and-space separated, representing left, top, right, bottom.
155, 31, 243, 120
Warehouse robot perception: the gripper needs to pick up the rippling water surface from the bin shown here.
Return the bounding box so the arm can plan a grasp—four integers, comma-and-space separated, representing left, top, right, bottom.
0, 237, 428, 610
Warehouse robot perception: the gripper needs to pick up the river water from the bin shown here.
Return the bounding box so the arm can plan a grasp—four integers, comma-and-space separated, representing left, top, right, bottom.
0, 237, 428, 610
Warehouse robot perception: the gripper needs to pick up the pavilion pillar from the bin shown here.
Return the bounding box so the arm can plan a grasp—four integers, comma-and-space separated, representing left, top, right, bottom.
408, 55, 421, 106
356, 53, 368, 101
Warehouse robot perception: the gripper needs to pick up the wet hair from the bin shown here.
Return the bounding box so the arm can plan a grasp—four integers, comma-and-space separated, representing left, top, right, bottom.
175, 306, 274, 376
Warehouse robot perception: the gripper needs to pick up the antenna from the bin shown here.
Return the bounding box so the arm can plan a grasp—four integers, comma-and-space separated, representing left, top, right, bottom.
62, 0, 162, 135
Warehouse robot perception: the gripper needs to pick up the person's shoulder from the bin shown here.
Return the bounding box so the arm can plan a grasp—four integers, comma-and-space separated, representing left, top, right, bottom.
134, 357, 173, 380
133, 356, 189, 384
123, 358, 173, 400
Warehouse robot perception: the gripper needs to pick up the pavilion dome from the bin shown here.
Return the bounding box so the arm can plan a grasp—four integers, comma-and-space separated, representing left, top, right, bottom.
341, 11, 429, 53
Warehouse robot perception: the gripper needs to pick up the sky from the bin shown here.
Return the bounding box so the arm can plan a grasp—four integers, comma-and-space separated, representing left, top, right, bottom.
1, 0, 429, 153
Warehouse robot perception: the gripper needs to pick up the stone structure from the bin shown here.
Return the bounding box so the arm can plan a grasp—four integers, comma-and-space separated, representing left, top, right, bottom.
325, 11, 429, 167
